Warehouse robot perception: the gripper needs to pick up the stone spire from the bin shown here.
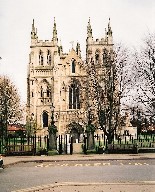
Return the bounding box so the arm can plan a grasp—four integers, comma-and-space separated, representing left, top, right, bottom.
107, 18, 112, 36
52, 17, 58, 44
76, 42, 81, 58
58, 39, 63, 56
87, 17, 92, 38
105, 28, 107, 38
31, 19, 38, 40
107, 18, 113, 44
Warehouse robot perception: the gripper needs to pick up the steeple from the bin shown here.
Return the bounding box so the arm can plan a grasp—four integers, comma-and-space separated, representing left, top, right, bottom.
58, 39, 63, 56
105, 28, 107, 37
87, 17, 92, 38
31, 19, 38, 40
32, 19, 35, 33
107, 18, 112, 36
52, 17, 58, 44
76, 42, 81, 58
106, 18, 113, 44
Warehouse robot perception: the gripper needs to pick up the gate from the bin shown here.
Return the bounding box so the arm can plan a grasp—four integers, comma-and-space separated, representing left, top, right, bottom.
57, 135, 74, 155
0, 135, 49, 156
57, 134, 86, 155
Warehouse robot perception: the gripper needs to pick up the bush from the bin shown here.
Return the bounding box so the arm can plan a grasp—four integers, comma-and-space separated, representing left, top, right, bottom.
36, 148, 47, 156
48, 150, 58, 156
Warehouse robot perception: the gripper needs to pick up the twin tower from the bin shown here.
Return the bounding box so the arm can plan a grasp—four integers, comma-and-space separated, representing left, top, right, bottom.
27, 18, 114, 136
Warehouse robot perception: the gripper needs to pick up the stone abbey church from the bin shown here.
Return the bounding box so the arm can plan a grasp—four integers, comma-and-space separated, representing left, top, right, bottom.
27, 18, 115, 136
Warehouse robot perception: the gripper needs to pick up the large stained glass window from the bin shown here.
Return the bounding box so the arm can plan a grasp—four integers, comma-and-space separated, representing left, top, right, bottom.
69, 82, 80, 109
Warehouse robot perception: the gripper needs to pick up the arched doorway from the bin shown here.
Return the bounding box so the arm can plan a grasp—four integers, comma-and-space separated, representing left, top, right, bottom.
66, 122, 84, 143
70, 128, 79, 143
42, 112, 48, 127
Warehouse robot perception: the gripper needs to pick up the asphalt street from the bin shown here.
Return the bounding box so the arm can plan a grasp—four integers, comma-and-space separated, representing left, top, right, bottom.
0, 159, 155, 192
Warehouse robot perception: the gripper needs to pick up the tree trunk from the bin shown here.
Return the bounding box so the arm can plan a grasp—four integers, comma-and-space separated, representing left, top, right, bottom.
87, 132, 94, 150
107, 133, 114, 144
49, 133, 56, 150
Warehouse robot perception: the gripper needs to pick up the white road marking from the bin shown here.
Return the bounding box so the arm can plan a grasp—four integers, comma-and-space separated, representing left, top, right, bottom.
135, 163, 143, 166
143, 163, 149, 165
94, 163, 101, 166
61, 164, 69, 166
102, 163, 110, 166
35, 162, 150, 168
75, 164, 83, 166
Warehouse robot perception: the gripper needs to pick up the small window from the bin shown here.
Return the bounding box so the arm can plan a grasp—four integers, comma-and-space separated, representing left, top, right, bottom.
41, 56, 43, 65
43, 112, 48, 127
46, 86, 50, 97
49, 55, 51, 64
47, 50, 51, 65
32, 92, 34, 97
47, 90, 49, 97
41, 87, 43, 97
47, 89, 50, 97
95, 53, 99, 63
72, 60, 75, 73
39, 50, 43, 65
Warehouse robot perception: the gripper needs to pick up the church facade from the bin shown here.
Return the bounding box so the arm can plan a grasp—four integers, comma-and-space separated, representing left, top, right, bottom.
27, 18, 115, 136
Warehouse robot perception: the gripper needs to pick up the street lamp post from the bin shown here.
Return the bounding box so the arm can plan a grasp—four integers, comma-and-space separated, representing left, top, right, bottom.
0, 110, 8, 154
0, 112, 4, 153
48, 103, 57, 151
86, 106, 95, 150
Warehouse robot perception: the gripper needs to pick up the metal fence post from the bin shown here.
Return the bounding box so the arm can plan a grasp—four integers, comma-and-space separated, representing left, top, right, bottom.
65, 135, 67, 154
83, 135, 87, 155
70, 136, 73, 155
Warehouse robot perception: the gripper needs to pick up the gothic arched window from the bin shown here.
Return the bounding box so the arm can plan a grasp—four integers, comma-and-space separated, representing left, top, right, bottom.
41, 86, 43, 97
47, 50, 51, 65
39, 50, 43, 65
69, 82, 80, 109
103, 48, 108, 63
72, 60, 75, 73
95, 53, 99, 63
47, 86, 50, 97
95, 50, 100, 63
42, 112, 48, 127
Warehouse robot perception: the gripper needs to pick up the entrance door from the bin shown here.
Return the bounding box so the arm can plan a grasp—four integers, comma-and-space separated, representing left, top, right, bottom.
70, 128, 79, 143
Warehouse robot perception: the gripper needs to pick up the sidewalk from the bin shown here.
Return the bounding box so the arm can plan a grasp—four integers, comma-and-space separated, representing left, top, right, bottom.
12, 182, 155, 192
3, 153, 155, 167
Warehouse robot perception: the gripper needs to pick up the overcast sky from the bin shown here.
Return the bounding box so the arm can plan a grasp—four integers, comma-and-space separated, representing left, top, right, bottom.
0, 0, 155, 104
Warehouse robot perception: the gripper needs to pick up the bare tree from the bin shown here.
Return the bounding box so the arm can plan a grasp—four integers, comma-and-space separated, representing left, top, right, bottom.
133, 33, 155, 121
85, 43, 136, 144
86, 48, 120, 144
114, 43, 135, 107
100, 49, 120, 144
0, 75, 22, 145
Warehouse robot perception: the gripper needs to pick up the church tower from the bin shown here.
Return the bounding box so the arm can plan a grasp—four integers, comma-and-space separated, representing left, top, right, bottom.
27, 18, 61, 135
86, 18, 113, 64
27, 18, 87, 136
85, 18, 119, 132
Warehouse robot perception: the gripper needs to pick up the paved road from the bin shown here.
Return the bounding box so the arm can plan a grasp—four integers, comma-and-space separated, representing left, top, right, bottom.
0, 159, 155, 192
